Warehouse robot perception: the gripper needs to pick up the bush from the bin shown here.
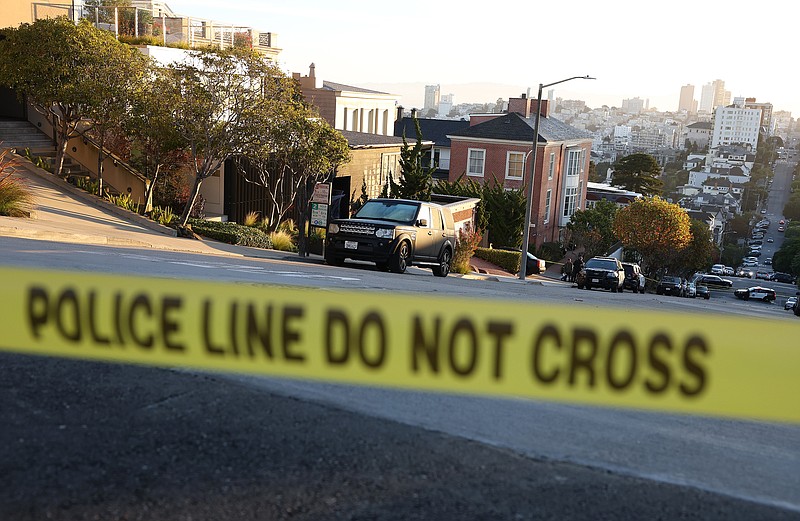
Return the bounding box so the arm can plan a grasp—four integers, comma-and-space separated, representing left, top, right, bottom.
150, 205, 175, 226
0, 171, 33, 217
189, 219, 273, 249
243, 211, 260, 227
473, 247, 521, 274
269, 229, 297, 252
535, 241, 565, 264
452, 223, 482, 274
106, 192, 140, 213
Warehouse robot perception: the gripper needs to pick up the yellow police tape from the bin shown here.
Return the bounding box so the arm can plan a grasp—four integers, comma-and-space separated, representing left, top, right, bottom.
1, 266, 798, 423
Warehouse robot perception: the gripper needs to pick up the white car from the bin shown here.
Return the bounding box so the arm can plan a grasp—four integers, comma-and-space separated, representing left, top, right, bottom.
785, 296, 798, 310
710, 264, 725, 275
723, 266, 734, 276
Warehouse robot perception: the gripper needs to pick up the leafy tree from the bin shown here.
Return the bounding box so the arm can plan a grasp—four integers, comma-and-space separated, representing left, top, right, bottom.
783, 194, 800, 220
239, 101, 350, 233
387, 117, 435, 201
720, 243, 747, 267
349, 178, 369, 216
672, 219, 716, 277
594, 161, 612, 183
611, 153, 664, 196
123, 64, 189, 210
0, 17, 134, 177
566, 199, 618, 258
164, 48, 289, 229
771, 238, 800, 276
612, 196, 691, 276
83, 39, 148, 195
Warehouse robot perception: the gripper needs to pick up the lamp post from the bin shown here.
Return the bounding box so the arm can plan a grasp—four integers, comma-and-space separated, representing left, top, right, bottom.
518, 75, 595, 280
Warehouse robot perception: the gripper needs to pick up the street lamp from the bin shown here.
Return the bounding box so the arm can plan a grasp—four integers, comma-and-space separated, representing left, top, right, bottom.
518, 75, 596, 280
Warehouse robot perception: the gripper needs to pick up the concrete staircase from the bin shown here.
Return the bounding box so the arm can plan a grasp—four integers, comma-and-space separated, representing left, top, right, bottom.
0, 119, 54, 152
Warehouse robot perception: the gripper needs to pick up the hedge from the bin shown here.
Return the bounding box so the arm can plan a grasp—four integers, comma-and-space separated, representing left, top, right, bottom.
473, 247, 520, 274
189, 219, 273, 249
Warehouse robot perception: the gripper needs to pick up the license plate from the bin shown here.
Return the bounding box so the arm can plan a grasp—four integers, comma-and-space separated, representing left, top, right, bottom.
344, 241, 358, 250
591, 278, 599, 283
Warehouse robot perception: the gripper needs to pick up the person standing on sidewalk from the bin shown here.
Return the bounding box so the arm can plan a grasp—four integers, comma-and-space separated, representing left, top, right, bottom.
563, 257, 573, 281
571, 254, 584, 282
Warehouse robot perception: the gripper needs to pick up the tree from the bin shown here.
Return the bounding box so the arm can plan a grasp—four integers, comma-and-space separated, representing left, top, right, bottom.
566, 199, 619, 258
783, 195, 800, 221
0, 17, 133, 178
672, 219, 716, 277
123, 64, 190, 210
611, 153, 664, 196
83, 38, 148, 195
165, 48, 288, 228
239, 101, 350, 232
612, 196, 691, 276
386, 117, 436, 201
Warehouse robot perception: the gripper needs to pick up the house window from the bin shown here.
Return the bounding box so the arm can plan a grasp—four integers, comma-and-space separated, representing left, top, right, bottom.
548, 152, 555, 179
467, 148, 485, 177
506, 151, 524, 180
566, 149, 582, 176
563, 187, 578, 218
544, 189, 552, 224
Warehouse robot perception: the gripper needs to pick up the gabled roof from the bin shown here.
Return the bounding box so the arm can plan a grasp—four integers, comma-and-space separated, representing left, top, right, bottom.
322, 81, 391, 95
447, 112, 591, 143
339, 130, 409, 148
687, 121, 713, 129
393, 117, 470, 147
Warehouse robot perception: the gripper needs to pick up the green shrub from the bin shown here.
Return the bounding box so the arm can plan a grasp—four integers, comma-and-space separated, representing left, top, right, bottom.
22, 148, 50, 172
150, 205, 175, 226
535, 241, 565, 264
73, 176, 100, 195
189, 218, 273, 249
452, 224, 482, 274
106, 192, 140, 213
269, 229, 297, 252
473, 247, 520, 274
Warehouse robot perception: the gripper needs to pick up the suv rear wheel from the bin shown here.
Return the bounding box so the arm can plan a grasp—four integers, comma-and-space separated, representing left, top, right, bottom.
390, 241, 411, 274
432, 248, 451, 277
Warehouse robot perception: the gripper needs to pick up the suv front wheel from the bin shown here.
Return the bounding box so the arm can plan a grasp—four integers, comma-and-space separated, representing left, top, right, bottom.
390, 241, 411, 274
432, 248, 451, 277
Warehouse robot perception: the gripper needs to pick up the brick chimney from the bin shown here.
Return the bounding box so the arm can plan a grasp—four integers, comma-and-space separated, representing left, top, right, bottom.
507, 94, 549, 119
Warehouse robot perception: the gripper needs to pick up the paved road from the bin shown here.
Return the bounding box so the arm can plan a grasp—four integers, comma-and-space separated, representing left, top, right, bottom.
2, 352, 799, 521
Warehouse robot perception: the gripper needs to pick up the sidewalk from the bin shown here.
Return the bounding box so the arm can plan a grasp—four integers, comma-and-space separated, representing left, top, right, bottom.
0, 152, 562, 284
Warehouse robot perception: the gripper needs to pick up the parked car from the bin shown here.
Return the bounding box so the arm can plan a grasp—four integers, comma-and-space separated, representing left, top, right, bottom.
326, 198, 455, 276
656, 276, 685, 297
695, 284, 711, 300
771, 272, 797, 284
734, 286, 777, 302
764, 258, 772, 265
575, 256, 626, 292
710, 264, 725, 275
755, 271, 772, 280
723, 266, 734, 276
778, 226, 785, 232
496, 247, 546, 275
747, 250, 762, 258
785, 296, 798, 310
621, 262, 646, 293
694, 274, 733, 288
684, 281, 697, 298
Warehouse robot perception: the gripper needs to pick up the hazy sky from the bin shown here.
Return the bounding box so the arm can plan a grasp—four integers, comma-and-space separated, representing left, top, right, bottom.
163, 0, 799, 115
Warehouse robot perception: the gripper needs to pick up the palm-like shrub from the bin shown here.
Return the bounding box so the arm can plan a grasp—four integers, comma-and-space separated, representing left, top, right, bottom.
0, 150, 33, 217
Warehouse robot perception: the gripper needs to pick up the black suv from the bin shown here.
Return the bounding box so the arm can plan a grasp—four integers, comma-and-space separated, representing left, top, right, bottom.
621, 262, 645, 293
576, 257, 626, 292
657, 276, 685, 297
325, 198, 456, 276
771, 272, 797, 284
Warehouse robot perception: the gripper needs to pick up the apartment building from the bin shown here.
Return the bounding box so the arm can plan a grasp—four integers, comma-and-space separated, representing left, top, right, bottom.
710, 100, 762, 151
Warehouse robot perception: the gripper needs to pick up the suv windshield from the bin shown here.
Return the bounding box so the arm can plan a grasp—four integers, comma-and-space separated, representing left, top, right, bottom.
585, 259, 618, 271
355, 201, 419, 223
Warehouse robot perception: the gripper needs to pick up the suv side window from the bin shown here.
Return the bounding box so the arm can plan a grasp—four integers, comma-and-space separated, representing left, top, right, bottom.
430, 208, 443, 230
417, 206, 432, 228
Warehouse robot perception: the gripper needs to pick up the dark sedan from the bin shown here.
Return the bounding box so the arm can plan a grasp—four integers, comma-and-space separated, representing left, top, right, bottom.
656, 276, 685, 296
694, 274, 733, 288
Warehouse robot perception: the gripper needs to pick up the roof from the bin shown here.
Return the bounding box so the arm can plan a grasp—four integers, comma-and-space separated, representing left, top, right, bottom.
447, 112, 591, 143
322, 81, 391, 95
687, 122, 713, 129
339, 130, 420, 149
393, 117, 470, 147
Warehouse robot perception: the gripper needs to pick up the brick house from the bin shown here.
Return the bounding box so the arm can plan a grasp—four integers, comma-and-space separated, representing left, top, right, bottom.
447, 97, 593, 248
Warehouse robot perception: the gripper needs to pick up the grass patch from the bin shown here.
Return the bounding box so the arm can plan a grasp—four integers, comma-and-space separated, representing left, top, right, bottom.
269, 229, 297, 252
0, 150, 33, 217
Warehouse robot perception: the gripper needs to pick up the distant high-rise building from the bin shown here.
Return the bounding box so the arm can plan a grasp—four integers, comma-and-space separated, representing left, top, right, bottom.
679, 84, 695, 113
621, 97, 645, 114
438, 93, 454, 117
699, 83, 715, 113
711, 98, 761, 151
424, 85, 440, 114
743, 98, 774, 135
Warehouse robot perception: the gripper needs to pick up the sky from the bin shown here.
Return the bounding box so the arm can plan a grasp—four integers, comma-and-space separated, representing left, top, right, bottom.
163, 0, 800, 116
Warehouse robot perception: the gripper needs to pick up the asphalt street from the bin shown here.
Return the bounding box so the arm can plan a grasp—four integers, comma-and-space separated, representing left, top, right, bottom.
2, 352, 799, 521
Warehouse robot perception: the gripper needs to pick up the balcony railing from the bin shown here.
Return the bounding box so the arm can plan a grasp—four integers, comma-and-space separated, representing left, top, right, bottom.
31, 3, 280, 59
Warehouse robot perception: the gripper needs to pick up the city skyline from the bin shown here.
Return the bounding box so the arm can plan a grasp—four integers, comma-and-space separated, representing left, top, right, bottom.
163, 0, 799, 116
